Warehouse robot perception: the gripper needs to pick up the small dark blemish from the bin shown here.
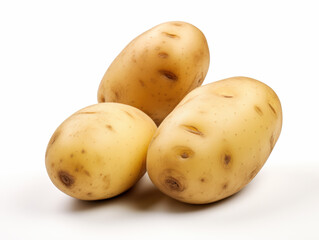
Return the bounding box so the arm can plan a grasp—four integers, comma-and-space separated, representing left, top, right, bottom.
59, 159, 63, 163
195, 72, 204, 86
162, 32, 180, 39
51, 163, 55, 168
172, 22, 182, 27
223, 183, 228, 189
49, 130, 60, 147
200, 178, 206, 183
87, 192, 92, 196
124, 110, 134, 119
222, 153, 232, 167
58, 171, 75, 187
268, 103, 277, 115
181, 124, 204, 136
180, 152, 189, 159
84, 170, 91, 177
139, 79, 145, 87
81, 149, 86, 154
105, 124, 114, 131
254, 105, 263, 116
158, 52, 169, 58
100, 96, 105, 102
164, 177, 184, 192
114, 91, 120, 100
159, 70, 178, 81
221, 94, 234, 98
70, 154, 74, 158
77, 111, 97, 115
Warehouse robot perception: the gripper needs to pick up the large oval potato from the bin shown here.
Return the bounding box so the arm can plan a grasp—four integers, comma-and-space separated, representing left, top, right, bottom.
45, 103, 156, 200
98, 21, 210, 125
147, 77, 282, 204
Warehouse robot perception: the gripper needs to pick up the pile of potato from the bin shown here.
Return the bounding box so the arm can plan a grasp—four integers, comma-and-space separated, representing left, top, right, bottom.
45, 21, 282, 204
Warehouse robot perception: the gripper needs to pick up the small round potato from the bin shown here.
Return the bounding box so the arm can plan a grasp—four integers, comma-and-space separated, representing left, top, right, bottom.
45, 103, 157, 200
98, 21, 210, 125
147, 77, 282, 204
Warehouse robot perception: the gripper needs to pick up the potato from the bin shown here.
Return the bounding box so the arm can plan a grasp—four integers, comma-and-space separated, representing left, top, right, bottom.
97, 21, 210, 125
45, 103, 156, 200
146, 77, 282, 204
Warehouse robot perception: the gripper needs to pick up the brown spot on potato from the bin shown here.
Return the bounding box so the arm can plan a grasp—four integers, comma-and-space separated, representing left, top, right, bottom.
221, 94, 234, 98
58, 171, 75, 187
268, 103, 277, 115
180, 124, 204, 136
164, 177, 184, 192
81, 149, 86, 154
158, 52, 169, 58
223, 183, 228, 189
200, 178, 206, 183
180, 152, 189, 159
70, 153, 74, 158
51, 163, 55, 168
162, 32, 180, 39
195, 72, 204, 86
100, 96, 105, 102
105, 124, 114, 131
103, 175, 110, 189
139, 79, 145, 87
171, 22, 182, 27
49, 130, 60, 147
124, 110, 134, 119
77, 111, 97, 115
221, 152, 232, 168
224, 154, 231, 165
131, 54, 137, 63
87, 192, 92, 196
159, 70, 178, 81
114, 91, 120, 100
84, 170, 91, 177
160, 169, 186, 193
177, 146, 194, 159
254, 105, 263, 116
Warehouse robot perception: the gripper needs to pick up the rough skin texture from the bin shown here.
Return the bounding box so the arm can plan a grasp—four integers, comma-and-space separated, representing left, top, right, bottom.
45, 103, 157, 200
146, 77, 282, 204
98, 21, 210, 126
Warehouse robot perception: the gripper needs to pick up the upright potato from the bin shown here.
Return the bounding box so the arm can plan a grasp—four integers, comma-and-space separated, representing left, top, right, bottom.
147, 77, 282, 204
45, 103, 156, 200
98, 21, 210, 125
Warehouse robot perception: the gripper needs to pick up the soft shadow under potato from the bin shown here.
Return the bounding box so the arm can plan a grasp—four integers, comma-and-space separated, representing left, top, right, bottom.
67, 174, 258, 214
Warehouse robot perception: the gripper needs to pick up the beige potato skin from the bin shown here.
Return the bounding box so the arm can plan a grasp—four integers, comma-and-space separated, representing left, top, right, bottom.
45, 103, 157, 200
97, 21, 210, 125
147, 77, 282, 204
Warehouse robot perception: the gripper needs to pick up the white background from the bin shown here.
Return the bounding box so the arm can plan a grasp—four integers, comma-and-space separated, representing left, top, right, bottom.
0, 0, 318, 239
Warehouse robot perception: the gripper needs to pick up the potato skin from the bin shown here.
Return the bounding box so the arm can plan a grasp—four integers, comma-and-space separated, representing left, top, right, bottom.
45, 103, 156, 200
97, 21, 210, 125
146, 77, 282, 204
